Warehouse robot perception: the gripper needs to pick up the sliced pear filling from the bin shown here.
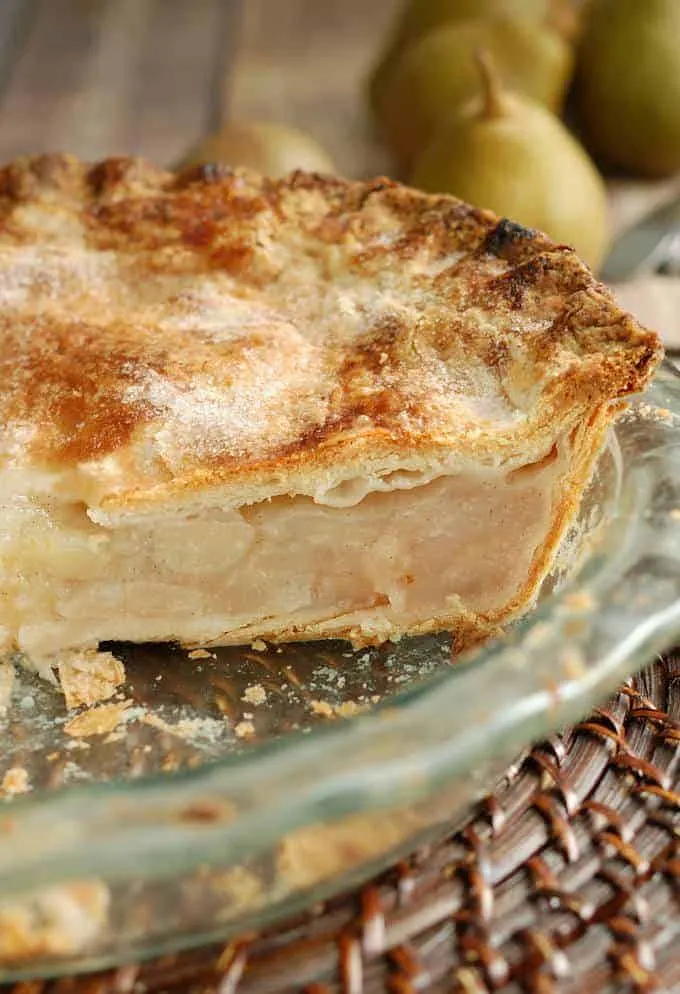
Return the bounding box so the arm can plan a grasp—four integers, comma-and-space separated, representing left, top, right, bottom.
1, 441, 574, 662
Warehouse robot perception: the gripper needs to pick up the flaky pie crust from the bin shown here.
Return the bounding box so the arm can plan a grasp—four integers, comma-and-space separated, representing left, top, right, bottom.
0, 154, 662, 517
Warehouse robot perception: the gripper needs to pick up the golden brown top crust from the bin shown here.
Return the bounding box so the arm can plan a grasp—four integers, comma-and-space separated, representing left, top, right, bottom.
0, 154, 662, 509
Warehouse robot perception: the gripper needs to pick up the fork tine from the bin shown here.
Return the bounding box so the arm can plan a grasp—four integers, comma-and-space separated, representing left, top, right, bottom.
602, 195, 680, 283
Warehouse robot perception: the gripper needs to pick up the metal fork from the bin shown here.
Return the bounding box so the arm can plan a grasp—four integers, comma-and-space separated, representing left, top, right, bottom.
602, 194, 680, 283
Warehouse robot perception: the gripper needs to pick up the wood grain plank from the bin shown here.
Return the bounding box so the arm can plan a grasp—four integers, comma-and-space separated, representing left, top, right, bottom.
227, 0, 399, 179
123, 0, 239, 166
0, 0, 239, 165
0, 0, 40, 104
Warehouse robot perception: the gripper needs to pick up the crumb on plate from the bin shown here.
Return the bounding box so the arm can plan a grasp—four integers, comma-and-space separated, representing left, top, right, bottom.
310, 699, 334, 718
310, 698, 366, 719
57, 650, 126, 710
64, 700, 131, 738
2, 767, 30, 796
242, 683, 267, 706
0, 880, 109, 961
0, 662, 14, 714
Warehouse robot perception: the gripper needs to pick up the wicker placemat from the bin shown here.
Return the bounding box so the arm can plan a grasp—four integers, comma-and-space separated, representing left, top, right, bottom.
6, 651, 679, 994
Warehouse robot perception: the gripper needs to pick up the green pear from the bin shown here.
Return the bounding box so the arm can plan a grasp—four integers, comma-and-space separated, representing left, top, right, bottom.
574, 0, 680, 178
178, 121, 335, 177
375, 17, 573, 169
412, 53, 608, 271
368, 0, 580, 113
391, 0, 579, 46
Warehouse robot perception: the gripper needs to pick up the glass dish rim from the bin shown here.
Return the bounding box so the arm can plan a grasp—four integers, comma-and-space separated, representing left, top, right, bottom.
3, 361, 680, 909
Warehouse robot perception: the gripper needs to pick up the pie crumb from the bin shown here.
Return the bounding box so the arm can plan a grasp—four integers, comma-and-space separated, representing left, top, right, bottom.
103, 730, 126, 745
142, 713, 227, 747
64, 701, 131, 738
310, 699, 334, 718
335, 700, 363, 718
562, 591, 596, 612
562, 649, 586, 681
251, 640, 267, 652
57, 650, 125, 710
0, 880, 109, 961
2, 767, 30, 795
188, 648, 213, 660
234, 720, 255, 739
213, 866, 264, 914
65, 738, 90, 751
0, 661, 14, 714
242, 684, 267, 706
311, 699, 366, 719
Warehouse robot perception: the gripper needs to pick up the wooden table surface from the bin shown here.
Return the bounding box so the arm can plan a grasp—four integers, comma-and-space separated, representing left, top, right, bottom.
0, 0, 677, 342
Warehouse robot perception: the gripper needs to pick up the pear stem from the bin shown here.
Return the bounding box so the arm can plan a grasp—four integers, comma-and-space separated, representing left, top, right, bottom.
475, 49, 506, 119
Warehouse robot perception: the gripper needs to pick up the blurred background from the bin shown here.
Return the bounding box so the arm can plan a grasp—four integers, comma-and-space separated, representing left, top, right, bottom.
0, 0, 678, 344
0, 0, 393, 173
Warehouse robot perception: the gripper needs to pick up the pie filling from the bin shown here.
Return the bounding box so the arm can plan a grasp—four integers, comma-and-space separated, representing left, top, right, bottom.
1, 442, 573, 662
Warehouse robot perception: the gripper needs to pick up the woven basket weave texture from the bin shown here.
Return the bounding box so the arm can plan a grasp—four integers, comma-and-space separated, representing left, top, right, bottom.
5, 654, 679, 994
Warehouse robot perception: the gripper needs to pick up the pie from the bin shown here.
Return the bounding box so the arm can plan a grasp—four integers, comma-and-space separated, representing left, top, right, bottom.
0, 155, 662, 668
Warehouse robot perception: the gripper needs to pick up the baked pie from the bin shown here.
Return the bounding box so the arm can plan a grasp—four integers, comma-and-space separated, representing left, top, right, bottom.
0, 156, 662, 667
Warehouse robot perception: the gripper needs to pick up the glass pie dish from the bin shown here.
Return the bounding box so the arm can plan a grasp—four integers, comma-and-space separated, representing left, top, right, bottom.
1, 361, 680, 980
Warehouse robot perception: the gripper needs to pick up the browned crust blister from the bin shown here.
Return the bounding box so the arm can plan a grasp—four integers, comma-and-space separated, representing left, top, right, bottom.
0, 154, 663, 511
